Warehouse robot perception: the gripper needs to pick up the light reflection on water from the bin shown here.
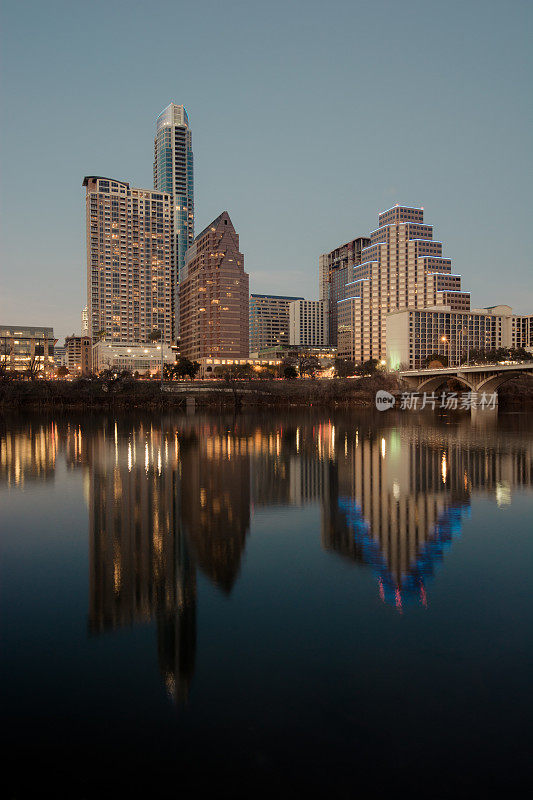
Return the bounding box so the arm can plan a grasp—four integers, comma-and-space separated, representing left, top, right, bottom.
1, 410, 532, 794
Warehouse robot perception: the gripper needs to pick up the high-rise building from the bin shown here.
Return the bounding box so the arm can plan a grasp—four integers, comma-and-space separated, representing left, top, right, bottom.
319, 236, 370, 346
289, 299, 328, 346
81, 306, 89, 334
153, 103, 194, 338
337, 205, 470, 363
249, 294, 303, 354
83, 176, 173, 345
179, 212, 249, 361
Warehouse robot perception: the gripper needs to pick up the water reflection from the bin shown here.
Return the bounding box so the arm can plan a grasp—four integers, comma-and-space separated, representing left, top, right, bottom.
1, 412, 532, 699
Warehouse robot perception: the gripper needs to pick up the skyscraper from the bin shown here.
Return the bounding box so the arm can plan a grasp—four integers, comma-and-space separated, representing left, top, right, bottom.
179, 212, 249, 360
153, 103, 194, 339
83, 176, 173, 345
337, 205, 471, 363
319, 235, 370, 346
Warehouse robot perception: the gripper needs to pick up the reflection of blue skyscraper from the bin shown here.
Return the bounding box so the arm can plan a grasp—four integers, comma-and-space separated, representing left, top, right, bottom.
154, 103, 194, 338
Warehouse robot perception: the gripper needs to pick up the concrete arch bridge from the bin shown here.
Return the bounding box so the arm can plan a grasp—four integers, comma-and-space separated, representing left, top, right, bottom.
398, 362, 533, 403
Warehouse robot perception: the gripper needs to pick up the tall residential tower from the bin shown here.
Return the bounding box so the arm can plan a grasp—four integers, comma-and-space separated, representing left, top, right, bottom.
84, 176, 173, 345
154, 103, 194, 338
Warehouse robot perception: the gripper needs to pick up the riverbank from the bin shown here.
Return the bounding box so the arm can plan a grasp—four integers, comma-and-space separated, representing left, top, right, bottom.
1, 373, 532, 411
0, 375, 400, 411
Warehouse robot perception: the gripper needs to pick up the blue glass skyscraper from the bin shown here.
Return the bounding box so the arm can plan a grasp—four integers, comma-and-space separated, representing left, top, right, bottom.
154, 103, 194, 339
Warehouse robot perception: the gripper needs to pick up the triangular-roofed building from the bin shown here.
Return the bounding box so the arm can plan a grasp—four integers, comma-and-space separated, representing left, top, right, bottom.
179, 212, 249, 360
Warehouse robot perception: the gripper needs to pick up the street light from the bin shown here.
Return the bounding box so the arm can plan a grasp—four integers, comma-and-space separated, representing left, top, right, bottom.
440, 335, 449, 366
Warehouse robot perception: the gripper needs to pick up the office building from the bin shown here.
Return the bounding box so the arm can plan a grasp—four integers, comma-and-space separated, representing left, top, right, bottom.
65, 335, 92, 376
249, 294, 303, 354
0, 325, 56, 375
154, 103, 194, 337
179, 212, 249, 361
319, 236, 370, 346
289, 300, 328, 346
83, 176, 173, 346
92, 341, 174, 375
337, 205, 471, 363
81, 306, 89, 334
386, 304, 533, 369
53, 345, 67, 368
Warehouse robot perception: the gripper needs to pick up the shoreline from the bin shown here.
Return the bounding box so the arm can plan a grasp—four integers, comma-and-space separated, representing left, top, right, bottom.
1, 375, 532, 412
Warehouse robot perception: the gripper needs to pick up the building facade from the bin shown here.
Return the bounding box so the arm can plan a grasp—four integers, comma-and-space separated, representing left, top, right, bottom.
249, 294, 303, 355
319, 236, 370, 346
386, 304, 533, 369
0, 325, 56, 375
337, 205, 471, 363
84, 176, 173, 346
179, 212, 249, 361
65, 335, 92, 376
153, 103, 194, 338
92, 341, 174, 374
289, 300, 328, 346
53, 345, 67, 368
81, 306, 89, 334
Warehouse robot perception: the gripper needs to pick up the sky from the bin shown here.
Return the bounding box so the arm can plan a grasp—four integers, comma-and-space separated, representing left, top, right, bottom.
1, 0, 532, 343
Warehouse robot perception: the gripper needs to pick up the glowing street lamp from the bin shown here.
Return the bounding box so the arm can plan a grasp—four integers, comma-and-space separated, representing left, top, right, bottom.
440, 335, 449, 366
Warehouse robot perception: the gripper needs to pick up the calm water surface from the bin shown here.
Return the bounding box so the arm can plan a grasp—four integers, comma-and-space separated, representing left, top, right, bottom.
1, 410, 532, 797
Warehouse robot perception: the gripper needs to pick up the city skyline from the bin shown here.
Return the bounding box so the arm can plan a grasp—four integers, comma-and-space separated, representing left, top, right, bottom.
1, 0, 532, 344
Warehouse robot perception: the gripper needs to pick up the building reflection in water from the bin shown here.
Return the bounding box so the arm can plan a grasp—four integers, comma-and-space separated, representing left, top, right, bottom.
1, 412, 532, 697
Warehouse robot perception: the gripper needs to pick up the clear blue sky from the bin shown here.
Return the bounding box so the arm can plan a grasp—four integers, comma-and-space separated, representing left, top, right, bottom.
1, 0, 532, 343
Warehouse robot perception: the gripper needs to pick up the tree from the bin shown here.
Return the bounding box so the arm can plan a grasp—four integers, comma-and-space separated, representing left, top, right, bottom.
25, 356, 42, 380
177, 357, 200, 380
299, 356, 321, 377
213, 363, 254, 380
56, 365, 69, 378
334, 358, 356, 378
283, 364, 298, 380
356, 358, 379, 376
423, 353, 448, 368
148, 329, 162, 342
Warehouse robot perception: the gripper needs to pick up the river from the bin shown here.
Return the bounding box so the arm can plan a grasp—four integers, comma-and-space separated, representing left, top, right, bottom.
1, 410, 532, 796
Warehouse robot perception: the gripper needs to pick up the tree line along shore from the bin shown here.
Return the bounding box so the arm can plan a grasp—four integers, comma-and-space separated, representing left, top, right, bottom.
1, 372, 532, 412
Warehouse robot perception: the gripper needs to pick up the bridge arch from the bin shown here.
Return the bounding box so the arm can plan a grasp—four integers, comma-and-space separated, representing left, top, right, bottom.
411, 374, 475, 394
475, 370, 533, 395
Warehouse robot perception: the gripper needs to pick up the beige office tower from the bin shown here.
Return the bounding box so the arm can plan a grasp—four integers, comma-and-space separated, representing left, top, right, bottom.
84, 176, 173, 345
337, 205, 470, 363
179, 212, 249, 360
289, 299, 329, 346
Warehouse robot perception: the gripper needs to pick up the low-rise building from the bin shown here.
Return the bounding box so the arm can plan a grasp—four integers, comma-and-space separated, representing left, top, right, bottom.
386, 304, 533, 370
65, 335, 92, 376
0, 325, 56, 375
250, 343, 337, 364
199, 356, 282, 378
92, 341, 174, 375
